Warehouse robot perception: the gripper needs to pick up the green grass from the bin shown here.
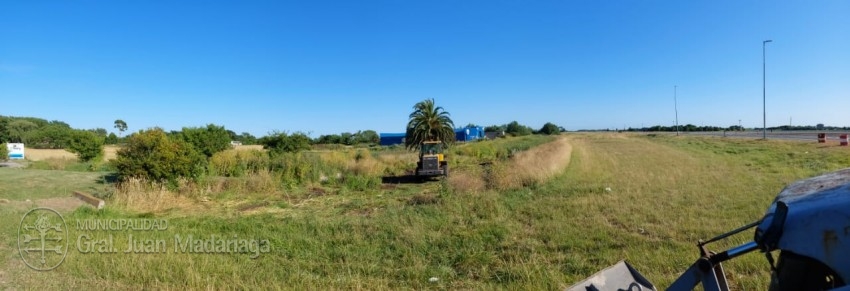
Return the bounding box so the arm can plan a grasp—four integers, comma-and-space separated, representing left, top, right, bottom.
553, 133, 850, 288
4, 133, 850, 289
0, 168, 112, 200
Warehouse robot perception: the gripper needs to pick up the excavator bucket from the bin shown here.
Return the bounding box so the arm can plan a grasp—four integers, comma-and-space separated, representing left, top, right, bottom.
566, 260, 656, 291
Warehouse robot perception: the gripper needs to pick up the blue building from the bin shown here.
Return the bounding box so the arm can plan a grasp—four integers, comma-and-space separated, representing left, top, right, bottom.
455, 126, 485, 142
380, 126, 485, 146
379, 133, 406, 146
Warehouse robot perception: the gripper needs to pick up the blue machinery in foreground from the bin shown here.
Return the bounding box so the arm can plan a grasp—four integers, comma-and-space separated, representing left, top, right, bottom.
569, 168, 850, 291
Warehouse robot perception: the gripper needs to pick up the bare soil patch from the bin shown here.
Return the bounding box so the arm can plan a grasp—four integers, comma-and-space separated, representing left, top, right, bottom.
3, 196, 87, 212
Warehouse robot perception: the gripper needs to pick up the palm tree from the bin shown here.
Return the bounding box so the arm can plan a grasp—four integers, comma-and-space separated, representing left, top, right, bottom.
405, 98, 455, 150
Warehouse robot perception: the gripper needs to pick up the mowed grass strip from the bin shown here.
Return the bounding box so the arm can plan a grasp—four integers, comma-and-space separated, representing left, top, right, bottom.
555, 133, 850, 289
0, 168, 109, 200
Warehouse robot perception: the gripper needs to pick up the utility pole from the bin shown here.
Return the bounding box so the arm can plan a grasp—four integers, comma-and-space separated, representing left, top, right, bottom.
763, 39, 772, 139
674, 85, 679, 136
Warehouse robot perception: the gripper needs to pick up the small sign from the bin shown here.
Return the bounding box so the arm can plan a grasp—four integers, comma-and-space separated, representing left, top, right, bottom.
7, 143, 24, 159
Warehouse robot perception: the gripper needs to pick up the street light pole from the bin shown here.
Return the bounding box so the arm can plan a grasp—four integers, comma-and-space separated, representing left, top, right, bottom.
763, 39, 772, 140
674, 85, 679, 136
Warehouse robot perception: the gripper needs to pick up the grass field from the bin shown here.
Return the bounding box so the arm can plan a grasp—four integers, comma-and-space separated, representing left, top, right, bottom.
3, 133, 850, 289
0, 168, 110, 201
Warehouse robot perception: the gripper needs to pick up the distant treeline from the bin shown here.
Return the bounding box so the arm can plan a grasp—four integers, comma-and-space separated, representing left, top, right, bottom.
482, 121, 563, 136
579, 124, 850, 132
0, 115, 262, 149
629, 124, 850, 132
0, 115, 567, 149
0, 116, 99, 149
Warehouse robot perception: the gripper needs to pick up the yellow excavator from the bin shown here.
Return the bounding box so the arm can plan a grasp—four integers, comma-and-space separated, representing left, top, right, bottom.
415, 141, 448, 178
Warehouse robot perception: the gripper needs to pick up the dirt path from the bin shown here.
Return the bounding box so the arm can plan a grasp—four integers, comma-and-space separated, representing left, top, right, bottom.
0, 196, 86, 212
0, 162, 24, 168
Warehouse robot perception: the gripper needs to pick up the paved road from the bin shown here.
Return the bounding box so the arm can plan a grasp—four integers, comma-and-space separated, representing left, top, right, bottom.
683, 130, 850, 142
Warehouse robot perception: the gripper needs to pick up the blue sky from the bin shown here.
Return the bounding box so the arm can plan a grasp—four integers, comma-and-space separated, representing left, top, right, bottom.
1, 1, 848, 136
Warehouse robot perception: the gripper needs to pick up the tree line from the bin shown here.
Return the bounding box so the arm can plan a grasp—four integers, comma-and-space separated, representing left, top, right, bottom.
482, 121, 564, 136
2, 99, 567, 184
620, 124, 850, 132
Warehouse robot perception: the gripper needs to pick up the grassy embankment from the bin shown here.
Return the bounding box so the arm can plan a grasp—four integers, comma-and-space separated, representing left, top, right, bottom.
3, 133, 850, 289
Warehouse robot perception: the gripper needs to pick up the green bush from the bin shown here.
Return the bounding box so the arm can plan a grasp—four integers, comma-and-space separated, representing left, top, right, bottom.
113, 128, 207, 183
67, 130, 104, 162
24, 123, 73, 149
505, 121, 533, 136
260, 131, 311, 154
176, 124, 232, 158
0, 143, 7, 161
538, 122, 561, 135
105, 133, 119, 144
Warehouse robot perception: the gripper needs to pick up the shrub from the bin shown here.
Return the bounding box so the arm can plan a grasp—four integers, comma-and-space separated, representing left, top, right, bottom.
0, 143, 7, 161
260, 131, 311, 154
105, 133, 119, 144
538, 122, 561, 135
176, 124, 232, 158
113, 128, 207, 183
505, 121, 533, 136
24, 123, 73, 149
67, 130, 105, 162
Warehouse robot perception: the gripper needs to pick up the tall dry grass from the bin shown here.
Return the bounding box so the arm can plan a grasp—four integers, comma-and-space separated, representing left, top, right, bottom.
447, 167, 487, 193
24, 148, 76, 161
374, 151, 418, 175
209, 147, 416, 187
504, 137, 573, 187
204, 170, 279, 195
209, 149, 270, 177
233, 144, 265, 151
23, 145, 121, 161
111, 177, 199, 213
103, 145, 120, 160
449, 137, 573, 192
